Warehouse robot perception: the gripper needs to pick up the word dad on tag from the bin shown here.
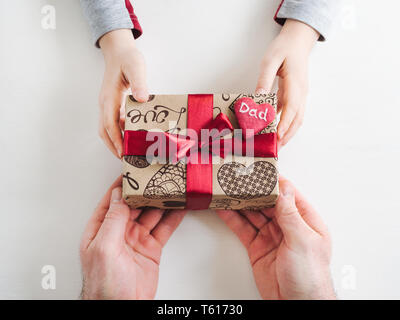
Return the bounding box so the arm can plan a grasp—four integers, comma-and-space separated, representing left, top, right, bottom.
233, 97, 276, 138
238, 101, 270, 121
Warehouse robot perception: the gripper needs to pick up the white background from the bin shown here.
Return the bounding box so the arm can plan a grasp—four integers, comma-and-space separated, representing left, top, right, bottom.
0, 0, 399, 299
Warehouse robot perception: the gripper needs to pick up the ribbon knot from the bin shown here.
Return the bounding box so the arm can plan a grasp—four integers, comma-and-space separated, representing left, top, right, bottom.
164, 112, 235, 162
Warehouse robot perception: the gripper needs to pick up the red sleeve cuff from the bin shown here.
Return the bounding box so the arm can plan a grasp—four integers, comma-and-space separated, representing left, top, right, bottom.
274, 0, 285, 24
125, 0, 143, 39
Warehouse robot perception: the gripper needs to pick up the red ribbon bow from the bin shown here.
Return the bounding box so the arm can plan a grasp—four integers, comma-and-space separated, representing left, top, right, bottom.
124, 94, 277, 210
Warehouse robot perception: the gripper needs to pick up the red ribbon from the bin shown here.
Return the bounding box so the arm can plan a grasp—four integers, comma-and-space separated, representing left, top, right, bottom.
186, 94, 214, 209
124, 129, 277, 160
124, 94, 277, 210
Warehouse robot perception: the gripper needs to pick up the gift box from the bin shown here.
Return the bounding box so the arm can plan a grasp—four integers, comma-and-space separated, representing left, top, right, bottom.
122, 93, 279, 210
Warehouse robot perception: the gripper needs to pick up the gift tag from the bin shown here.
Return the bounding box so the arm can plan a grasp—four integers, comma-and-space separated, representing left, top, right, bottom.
234, 97, 275, 138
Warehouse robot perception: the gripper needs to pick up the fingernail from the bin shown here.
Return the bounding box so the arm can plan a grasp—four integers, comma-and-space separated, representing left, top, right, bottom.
278, 128, 285, 140
117, 147, 122, 159
134, 89, 149, 102
111, 188, 122, 203
281, 184, 294, 198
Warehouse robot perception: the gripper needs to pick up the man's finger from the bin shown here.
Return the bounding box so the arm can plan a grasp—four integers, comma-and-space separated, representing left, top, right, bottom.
289, 186, 329, 236
240, 210, 270, 229
216, 210, 257, 249
295, 196, 328, 236
137, 208, 164, 231
80, 176, 122, 251
151, 210, 187, 247
96, 187, 131, 245
277, 176, 328, 236
274, 179, 315, 249
260, 207, 275, 219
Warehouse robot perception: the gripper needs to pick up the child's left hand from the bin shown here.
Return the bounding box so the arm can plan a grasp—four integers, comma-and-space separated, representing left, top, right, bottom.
256, 19, 319, 149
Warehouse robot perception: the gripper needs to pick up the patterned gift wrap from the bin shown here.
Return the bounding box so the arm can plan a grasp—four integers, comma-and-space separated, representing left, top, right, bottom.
122, 94, 279, 210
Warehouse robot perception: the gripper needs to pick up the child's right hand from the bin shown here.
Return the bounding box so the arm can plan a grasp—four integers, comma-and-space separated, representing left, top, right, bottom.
256, 19, 319, 149
98, 29, 149, 158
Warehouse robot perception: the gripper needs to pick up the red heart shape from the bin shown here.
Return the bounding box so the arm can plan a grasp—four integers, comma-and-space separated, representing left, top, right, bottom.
234, 97, 275, 138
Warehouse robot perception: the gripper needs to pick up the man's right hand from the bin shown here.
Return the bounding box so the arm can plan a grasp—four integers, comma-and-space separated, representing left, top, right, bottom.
98, 29, 149, 158
217, 177, 336, 300
80, 176, 186, 300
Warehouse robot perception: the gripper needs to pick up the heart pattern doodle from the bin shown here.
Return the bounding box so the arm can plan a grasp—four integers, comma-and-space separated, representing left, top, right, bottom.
143, 161, 186, 199
123, 93, 279, 210
234, 97, 276, 138
217, 161, 277, 200
124, 155, 150, 168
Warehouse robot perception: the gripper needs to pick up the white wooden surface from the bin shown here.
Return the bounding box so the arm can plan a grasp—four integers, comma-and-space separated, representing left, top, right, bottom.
1, 0, 399, 299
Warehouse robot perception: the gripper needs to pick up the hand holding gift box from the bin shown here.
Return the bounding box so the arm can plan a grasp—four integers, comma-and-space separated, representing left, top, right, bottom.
122, 93, 279, 210
80, 176, 335, 300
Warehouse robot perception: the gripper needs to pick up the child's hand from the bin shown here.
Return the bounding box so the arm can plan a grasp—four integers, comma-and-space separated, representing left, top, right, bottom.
256, 19, 319, 149
98, 29, 149, 158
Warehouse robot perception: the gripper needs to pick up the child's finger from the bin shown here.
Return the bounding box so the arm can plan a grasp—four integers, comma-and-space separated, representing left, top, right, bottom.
119, 101, 126, 131
103, 101, 124, 158
119, 117, 125, 132
123, 57, 149, 103
277, 80, 284, 114
278, 108, 304, 149
98, 114, 120, 158
277, 98, 298, 141
256, 57, 281, 94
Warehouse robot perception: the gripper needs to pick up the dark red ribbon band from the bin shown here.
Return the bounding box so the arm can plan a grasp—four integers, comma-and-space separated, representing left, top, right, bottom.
124, 130, 277, 160
124, 94, 277, 210
186, 94, 214, 209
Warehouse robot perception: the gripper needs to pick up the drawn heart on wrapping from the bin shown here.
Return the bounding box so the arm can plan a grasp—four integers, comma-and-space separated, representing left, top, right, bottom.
217, 161, 277, 200
234, 97, 275, 138
143, 161, 186, 199
124, 155, 150, 168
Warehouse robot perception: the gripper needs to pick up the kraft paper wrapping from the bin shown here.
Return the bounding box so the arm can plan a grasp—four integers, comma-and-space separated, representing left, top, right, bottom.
122, 93, 279, 210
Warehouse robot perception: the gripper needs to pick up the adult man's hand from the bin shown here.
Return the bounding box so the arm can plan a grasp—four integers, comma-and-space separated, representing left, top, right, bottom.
217, 177, 336, 300
80, 176, 186, 299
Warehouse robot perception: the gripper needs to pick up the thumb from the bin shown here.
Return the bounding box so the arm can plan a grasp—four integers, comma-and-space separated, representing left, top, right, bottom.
255, 57, 280, 94
123, 54, 149, 102
275, 180, 313, 248
97, 187, 130, 245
